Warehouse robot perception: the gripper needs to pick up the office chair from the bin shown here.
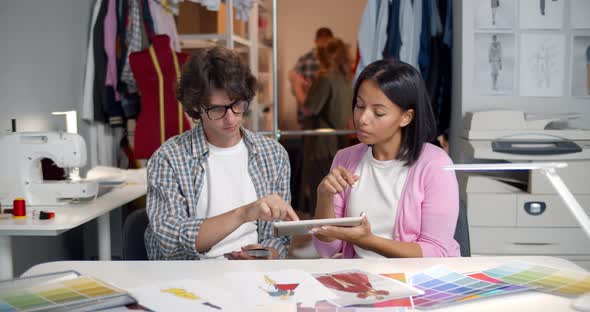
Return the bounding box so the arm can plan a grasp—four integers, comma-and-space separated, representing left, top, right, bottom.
454, 200, 471, 257
122, 208, 149, 260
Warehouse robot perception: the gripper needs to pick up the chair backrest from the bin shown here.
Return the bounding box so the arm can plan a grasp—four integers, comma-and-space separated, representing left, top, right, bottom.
454, 200, 471, 257
122, 208, 149, 260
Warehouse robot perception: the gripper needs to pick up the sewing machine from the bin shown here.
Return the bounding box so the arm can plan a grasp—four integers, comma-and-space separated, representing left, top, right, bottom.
0, 131, 98, 206
457, 110, 590, 269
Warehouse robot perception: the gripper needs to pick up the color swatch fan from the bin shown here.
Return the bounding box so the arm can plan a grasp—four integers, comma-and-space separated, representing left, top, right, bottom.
410, 266, 530, 309
0, 271, 136, 312
482, 261, 590, 296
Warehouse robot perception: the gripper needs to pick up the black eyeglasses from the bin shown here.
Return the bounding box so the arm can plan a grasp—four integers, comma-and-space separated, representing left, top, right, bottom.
201, 100, 250, 120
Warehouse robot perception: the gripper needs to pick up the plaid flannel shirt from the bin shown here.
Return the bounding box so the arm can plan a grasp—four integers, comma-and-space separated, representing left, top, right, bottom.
144, 122, 292, 260
294, 49, 320, 81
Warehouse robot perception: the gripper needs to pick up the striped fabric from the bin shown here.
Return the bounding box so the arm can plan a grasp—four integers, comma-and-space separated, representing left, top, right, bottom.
144, 121, 292, 260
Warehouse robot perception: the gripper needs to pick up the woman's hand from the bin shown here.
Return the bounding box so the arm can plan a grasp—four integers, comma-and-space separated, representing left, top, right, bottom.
311, 214, 373, 248
317, 166, 360, 195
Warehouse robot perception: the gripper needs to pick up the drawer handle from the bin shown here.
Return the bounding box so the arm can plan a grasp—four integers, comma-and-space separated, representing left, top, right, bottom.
511, 242, 554, 246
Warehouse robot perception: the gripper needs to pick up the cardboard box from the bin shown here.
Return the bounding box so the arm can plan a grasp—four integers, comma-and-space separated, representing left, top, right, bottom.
176, 2, 247, 37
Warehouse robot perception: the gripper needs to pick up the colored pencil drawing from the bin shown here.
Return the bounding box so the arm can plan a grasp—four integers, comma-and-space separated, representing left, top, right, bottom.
161, 288, 200, 300
258, 275, 298, 299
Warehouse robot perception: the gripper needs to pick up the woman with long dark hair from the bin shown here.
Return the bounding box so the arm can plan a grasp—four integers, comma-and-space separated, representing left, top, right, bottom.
312, 59, 460, 258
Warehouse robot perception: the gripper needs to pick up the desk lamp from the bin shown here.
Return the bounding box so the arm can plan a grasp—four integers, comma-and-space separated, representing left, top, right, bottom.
444, 162, 590, 311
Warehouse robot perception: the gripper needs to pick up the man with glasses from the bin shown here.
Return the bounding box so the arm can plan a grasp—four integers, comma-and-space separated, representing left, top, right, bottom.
145, 47, 299, 260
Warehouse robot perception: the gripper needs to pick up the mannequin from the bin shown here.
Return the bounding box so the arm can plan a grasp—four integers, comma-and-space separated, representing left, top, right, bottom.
130, 35, 190, 158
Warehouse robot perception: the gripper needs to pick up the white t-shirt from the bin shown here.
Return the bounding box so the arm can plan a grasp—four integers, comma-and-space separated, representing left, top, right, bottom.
346, 147, 409, 258
196, 139, 258, 259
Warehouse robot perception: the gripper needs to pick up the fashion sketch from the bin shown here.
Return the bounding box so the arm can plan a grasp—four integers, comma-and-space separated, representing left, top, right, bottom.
571, 0, 590, 29
474, 33, 514, 95
475, 0, 513, 29
571, 36, 590, 97
489, 35, 503, 91
587, 45, 590, 94
491, 0, 500, 25
539, 0, 558, 16
520, 0, 563, 29
520, 34, 565, 96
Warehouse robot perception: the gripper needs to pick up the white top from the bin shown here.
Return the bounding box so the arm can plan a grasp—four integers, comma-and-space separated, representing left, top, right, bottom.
197, 139, 257, 259
23, 256, 584, 312
347, 147, 408, 258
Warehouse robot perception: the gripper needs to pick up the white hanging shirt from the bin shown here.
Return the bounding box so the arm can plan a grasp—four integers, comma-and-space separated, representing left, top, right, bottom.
196, 139, 258, 259
346, 147, 409, 258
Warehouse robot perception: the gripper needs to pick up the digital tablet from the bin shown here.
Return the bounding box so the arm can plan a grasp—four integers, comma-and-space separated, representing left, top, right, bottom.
273, 216, 363, 236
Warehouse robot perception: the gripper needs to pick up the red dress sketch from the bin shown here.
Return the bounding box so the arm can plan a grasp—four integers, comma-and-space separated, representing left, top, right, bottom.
317, 272, 389, 299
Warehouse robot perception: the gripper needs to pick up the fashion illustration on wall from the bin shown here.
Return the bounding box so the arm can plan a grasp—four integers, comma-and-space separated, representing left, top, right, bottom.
519, 0, 563, 29
520, 33, 565, 96
571, 36, 590, 97
475, 0, 514, 29
474, 33, 515, 95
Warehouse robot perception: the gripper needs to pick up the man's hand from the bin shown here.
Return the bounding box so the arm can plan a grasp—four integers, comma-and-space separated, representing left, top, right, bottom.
225, 244, 279, 260
317, 166, 360, 195
239, 194, 299, 223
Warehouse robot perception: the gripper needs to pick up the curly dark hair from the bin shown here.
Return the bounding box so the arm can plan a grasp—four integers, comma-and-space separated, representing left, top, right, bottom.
176, 46, 257, 120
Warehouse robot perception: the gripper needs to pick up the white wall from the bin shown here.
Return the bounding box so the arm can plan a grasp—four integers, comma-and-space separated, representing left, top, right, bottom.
450, 0, 590, 161
0, 0, 124, 276
277, 0, 367, 130
0, 1, 90, 132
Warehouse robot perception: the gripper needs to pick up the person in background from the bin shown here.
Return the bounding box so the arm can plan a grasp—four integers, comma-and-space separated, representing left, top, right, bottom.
297, 38, 353, 218
145, 47, 298, 261
289, 27, 334, 120
312, 59, 460, 259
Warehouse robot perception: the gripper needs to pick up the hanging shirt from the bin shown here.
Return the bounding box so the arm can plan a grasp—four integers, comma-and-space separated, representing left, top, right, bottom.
354, 0, 389, 83
399, 0, 422, 68
82, 0, 104, 121
148, 0, 181, 51
196, 139, 258, 259
346, 147, 409, 259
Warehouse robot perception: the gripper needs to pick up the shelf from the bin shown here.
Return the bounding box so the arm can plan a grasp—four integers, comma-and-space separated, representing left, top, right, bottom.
179, 34, 251, 49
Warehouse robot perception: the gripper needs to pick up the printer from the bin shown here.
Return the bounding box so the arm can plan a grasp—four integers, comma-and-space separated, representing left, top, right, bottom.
458, 110, 590, 270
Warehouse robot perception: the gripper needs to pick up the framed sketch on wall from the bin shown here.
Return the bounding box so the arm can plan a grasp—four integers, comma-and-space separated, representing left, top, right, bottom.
519, 33, 566, 97
474, 0, 514, 30
570, 0, 590, 29
571, 36, 590, 97
474, 33, 515, 95
519, 0, 564, 29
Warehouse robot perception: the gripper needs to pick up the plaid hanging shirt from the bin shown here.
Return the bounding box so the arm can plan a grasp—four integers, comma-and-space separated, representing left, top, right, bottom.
144, 122, 292, 260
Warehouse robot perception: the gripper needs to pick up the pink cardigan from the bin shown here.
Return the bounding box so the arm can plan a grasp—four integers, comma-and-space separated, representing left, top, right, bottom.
312, 143, 460, 258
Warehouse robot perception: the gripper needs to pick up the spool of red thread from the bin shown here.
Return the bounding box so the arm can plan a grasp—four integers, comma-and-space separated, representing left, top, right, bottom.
12, 198, 26, 219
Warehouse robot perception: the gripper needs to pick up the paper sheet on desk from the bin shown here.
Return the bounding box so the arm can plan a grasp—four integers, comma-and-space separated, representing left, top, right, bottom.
223, 269, 337, 308
313, 269, 423, 307
128, 279, 234, 311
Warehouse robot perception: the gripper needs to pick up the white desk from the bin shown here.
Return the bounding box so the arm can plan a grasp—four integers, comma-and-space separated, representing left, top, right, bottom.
0, 183, 146, 279
23, 256, 586, 311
